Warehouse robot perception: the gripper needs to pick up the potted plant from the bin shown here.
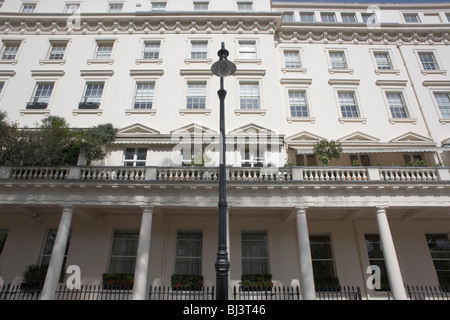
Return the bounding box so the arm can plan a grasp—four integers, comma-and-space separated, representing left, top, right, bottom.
313, 139, 343, 166
239, 274, 273, 291
102, 273, 134, 289
21, 264, 66, 290
171, 274, 204, 290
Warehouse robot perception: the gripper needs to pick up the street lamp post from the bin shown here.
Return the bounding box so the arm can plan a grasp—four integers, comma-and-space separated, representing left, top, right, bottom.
211, 42, 236, 300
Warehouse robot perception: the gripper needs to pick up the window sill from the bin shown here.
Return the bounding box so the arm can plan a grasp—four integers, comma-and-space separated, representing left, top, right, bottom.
421, 69, 447, 76
286, 117, 315, 123
135, 58, 163, 65
179, 108, 211, 116
39, 59, 66, 65
281, 67, 307, 74
0, 59, 18, 65
338, 117, 367, 124
235, 109, 266, 116
375, 69, 400, 75
328, 68, 354, 74
20, 108, 50, 116
126, 109, 157, 116
388, 117, 417, 124
87, 59, 114, 65
72, 109, 103, 116
234, 58, 262, 65
184, 58, 212, 64
439, 118, 450, 124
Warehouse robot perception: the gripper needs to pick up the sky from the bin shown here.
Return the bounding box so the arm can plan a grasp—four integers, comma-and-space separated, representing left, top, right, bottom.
273, 0, 450, 3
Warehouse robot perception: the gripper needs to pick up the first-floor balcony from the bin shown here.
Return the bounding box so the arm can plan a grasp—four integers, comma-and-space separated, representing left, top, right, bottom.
1, 165, 449, 183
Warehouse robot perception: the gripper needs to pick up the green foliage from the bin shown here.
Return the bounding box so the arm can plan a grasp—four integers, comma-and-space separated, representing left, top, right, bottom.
171, 274, 204, 289
240, 274, 273, 289
102, 273, 134, 288
22, 264, 47, 285
0, 113, 116, 166
313, 139, 343, 166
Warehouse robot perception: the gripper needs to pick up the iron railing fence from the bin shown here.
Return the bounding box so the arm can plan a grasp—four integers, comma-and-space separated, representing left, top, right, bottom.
2, 283, 448, 300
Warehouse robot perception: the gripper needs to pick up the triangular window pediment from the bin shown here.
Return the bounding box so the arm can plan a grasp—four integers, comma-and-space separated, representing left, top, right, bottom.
170, 123, 217, 136
389, 132, 433, 143
286, 131, 324, 144
228, 123, 274, 135
117, 123, 160, 135
338, 131, 380, 143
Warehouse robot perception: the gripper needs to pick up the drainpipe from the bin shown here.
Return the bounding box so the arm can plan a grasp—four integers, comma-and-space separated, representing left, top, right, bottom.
396, 43, 443, 165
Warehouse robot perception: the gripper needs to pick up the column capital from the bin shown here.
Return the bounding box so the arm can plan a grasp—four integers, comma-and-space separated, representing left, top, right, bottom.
140, 205, 155, 212
375, 205, 389, 213
294, 206, 308, 214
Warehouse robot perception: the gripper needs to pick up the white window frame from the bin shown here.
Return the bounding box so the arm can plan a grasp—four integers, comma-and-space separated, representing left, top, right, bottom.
414, 50, 446, 75
235, 39, 261, 65
369, 49, 400, 75
186, 81, 207, 110
430, 89, 450, 123
88, 39, 117, 65
179, 77, 210, 115
64, 3, 80, 13
321, 12, 336, 23
107, 229, 139, 274
282, 12, 295, 22
241, 231, 270, 274
193, 1, 209, 11
310, 234, 337, 282
151, 2, 166, 12
325, 48, 353, 74
21, 3, 37, 13
136, 39, 163, 65
282, 49, 303, 70
299, 12, 316, 22
383, 90, 415, 123
133, 82, 155, 110
108, 2, 123, 13
29, 82, 55, 106
235, 77, 265, 115
40, 228, 71, 268
237, 1, 253, 12
403, 13, 421, 23
123, 148, 147, 166
94, 41, 114, 60
337, 90, 361, 119
239, 81, 260, 110
174, 231, 203, 276
341, 12, 357, 23
0, 40, 22, 63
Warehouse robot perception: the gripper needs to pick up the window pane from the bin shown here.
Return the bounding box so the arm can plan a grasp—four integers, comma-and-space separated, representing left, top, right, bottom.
33, 83, 54, 103
339, 91, 359, 118
1, 44, 20, 60
95, 43, 113, 59
186, 82, 206, 109
242, 231, 270, 275
240, 83, 260, 109
143, 42, 160, 59
419, 53, 438, 70
191, 41, 207, 59
0, 228, 8, 255
387, 92, 408, 118
284, 51, 301, 68
426, 234, 450, 275
134, 82, 154, 109
49, 43, 66, 60
175, 231, 203, 275
329, 52, 347, 69
289, 91, 309, 117
341, 13, 357, 23
374, 53, 392, 70
239, 41, 256, 59
83, 83, 104, 103
40, 228, 71, 267
300, 12, 315, 22
434, 93, 450, 119
321, 13, 336, 22
108, 230, 138, 274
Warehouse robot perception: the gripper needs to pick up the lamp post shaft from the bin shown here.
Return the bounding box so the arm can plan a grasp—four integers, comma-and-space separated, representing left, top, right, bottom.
215, 75, 229, 300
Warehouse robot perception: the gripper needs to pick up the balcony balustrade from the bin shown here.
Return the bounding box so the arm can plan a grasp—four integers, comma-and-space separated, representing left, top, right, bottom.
1, 165, 449, 182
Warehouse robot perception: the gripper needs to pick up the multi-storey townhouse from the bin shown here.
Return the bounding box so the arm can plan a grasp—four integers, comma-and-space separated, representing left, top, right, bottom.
0, 0, 449, 300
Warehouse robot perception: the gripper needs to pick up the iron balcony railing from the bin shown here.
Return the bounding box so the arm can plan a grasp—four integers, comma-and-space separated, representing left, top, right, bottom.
0, 165, 449, 182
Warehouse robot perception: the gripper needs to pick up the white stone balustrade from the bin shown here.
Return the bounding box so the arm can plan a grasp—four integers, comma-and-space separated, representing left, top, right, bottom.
1, 166, 449, 182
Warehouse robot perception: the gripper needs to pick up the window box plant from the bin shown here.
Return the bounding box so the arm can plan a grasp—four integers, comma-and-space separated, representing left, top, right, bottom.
101, 273, 134, 289
239, 274, 273, 291
78, 102, 100, 109
21, 264, 66, 290
26, 102, 48, 109
171, 274, 204, 291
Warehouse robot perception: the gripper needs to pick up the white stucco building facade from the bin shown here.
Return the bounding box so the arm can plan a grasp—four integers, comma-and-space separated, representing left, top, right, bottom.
0, 0, 449, 300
